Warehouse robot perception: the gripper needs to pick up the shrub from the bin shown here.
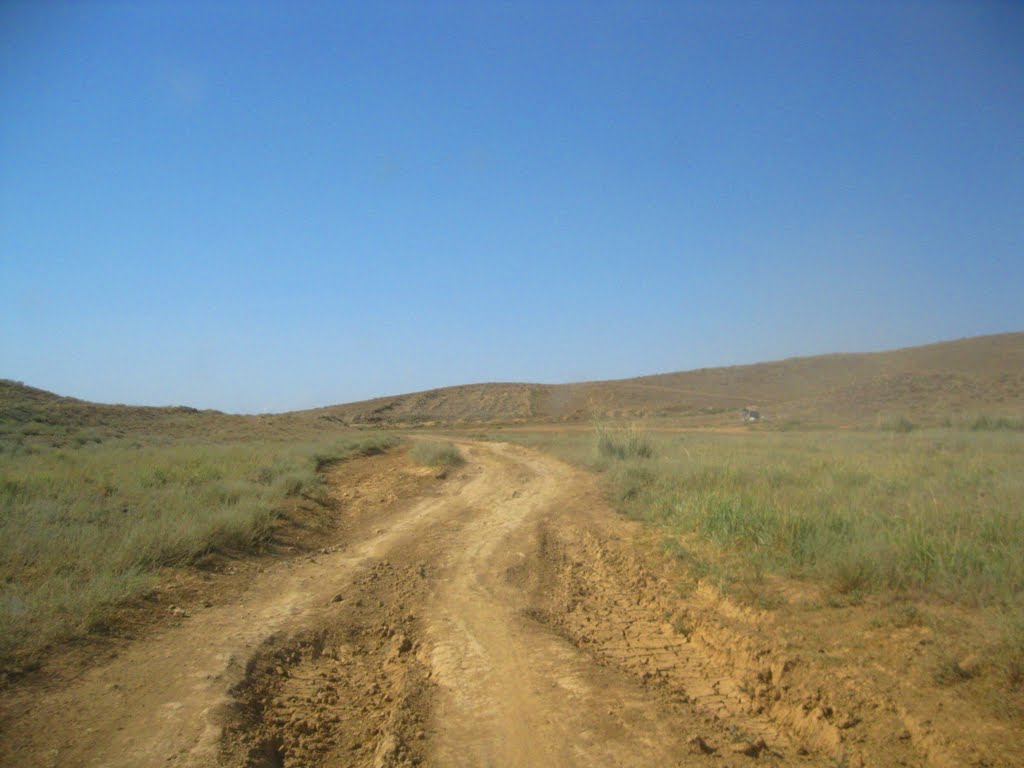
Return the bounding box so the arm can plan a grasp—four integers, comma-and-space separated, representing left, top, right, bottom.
970, 415, 1024, 432
595, 424, 654, 460
890, 416, 916, 433
409, 441, 464, 467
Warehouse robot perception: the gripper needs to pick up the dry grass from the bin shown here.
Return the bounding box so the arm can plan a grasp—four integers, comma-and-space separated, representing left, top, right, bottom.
503, 427, 1024, 604
306, 332, 1024, 426
0, 432, 397, 666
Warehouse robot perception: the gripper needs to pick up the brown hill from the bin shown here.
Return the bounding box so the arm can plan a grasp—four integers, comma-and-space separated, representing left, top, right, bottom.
3, 332, 1022, 432
311, 332, 1024, 426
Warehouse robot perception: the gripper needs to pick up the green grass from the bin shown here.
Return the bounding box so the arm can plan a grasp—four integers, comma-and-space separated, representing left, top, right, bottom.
408, 440, 464, 467
497, 425, 1024, 686
595, 423, 654, 460
495, 427, 1024, 608
0, 432, 397, 665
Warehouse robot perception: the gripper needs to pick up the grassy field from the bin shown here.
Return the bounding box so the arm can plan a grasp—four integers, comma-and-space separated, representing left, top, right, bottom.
0, 430, 396, 666
494, 424, 1024, 685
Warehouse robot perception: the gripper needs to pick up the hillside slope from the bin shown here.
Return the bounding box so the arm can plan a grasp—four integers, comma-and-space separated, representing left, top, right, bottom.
0, 380, 216, 425
4, 332, 1022, 430
0, 380, 323, 443
312, 332, 1024, 426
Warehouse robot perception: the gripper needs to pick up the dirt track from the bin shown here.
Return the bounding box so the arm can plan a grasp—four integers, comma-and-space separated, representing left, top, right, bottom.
1, 441, 1012, 766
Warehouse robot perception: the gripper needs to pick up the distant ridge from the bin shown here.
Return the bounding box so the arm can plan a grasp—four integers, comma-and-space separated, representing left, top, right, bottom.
3, 332, 1023, 429
309, 332, 1024, 426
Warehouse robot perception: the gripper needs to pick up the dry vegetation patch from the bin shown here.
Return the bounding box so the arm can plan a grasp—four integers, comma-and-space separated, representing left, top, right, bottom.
0, 432, 397, 670
408, 440, 464, 467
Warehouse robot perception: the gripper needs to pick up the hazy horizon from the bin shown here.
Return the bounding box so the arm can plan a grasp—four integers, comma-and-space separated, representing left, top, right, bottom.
3, 2, 1023, 412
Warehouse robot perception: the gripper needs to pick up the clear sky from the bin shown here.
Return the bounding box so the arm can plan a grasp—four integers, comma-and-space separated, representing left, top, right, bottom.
2, 1, 1022, 413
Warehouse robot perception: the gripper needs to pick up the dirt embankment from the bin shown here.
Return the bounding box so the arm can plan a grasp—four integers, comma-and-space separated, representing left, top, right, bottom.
1, 442, 1018, 767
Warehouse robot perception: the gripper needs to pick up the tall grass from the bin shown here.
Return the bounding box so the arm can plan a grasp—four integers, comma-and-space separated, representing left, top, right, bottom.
497, 427, 1024, 611
595, 423, 654, 460
968, 415, 1024, 432
0, 433, 396, 664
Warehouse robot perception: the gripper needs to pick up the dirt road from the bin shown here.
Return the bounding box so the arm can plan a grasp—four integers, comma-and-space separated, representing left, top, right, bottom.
0, 441, 999, 767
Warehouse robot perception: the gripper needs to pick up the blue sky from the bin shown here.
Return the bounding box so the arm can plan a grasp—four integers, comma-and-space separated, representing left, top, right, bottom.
2, 1, 1022, 413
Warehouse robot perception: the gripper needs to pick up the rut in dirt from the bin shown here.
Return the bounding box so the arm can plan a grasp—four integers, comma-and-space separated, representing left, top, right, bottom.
222, 443, 737, 768
219, 442, 844, 768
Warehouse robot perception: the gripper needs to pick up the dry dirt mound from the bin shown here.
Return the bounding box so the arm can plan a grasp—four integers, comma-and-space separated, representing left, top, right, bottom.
221, 558, 432, 768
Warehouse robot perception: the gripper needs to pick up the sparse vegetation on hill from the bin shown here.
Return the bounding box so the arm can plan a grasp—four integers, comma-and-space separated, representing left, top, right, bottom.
4, 332, 1024, 430
0, 379, 224, 436
0, 379, 364, 448
304, 332, 1024, 427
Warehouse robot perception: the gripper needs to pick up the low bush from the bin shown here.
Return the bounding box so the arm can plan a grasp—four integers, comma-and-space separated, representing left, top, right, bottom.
595, 424, 654, 460
409, 440, 464, 467
970, 415, 1024, 432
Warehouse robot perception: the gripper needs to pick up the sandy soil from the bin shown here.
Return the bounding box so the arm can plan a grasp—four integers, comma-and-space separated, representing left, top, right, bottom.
1, 441, 1017, 767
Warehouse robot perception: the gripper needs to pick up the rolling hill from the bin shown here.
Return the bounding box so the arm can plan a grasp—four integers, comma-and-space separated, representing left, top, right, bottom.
3, 332, 1022, 432
309, 332, 1024, 426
